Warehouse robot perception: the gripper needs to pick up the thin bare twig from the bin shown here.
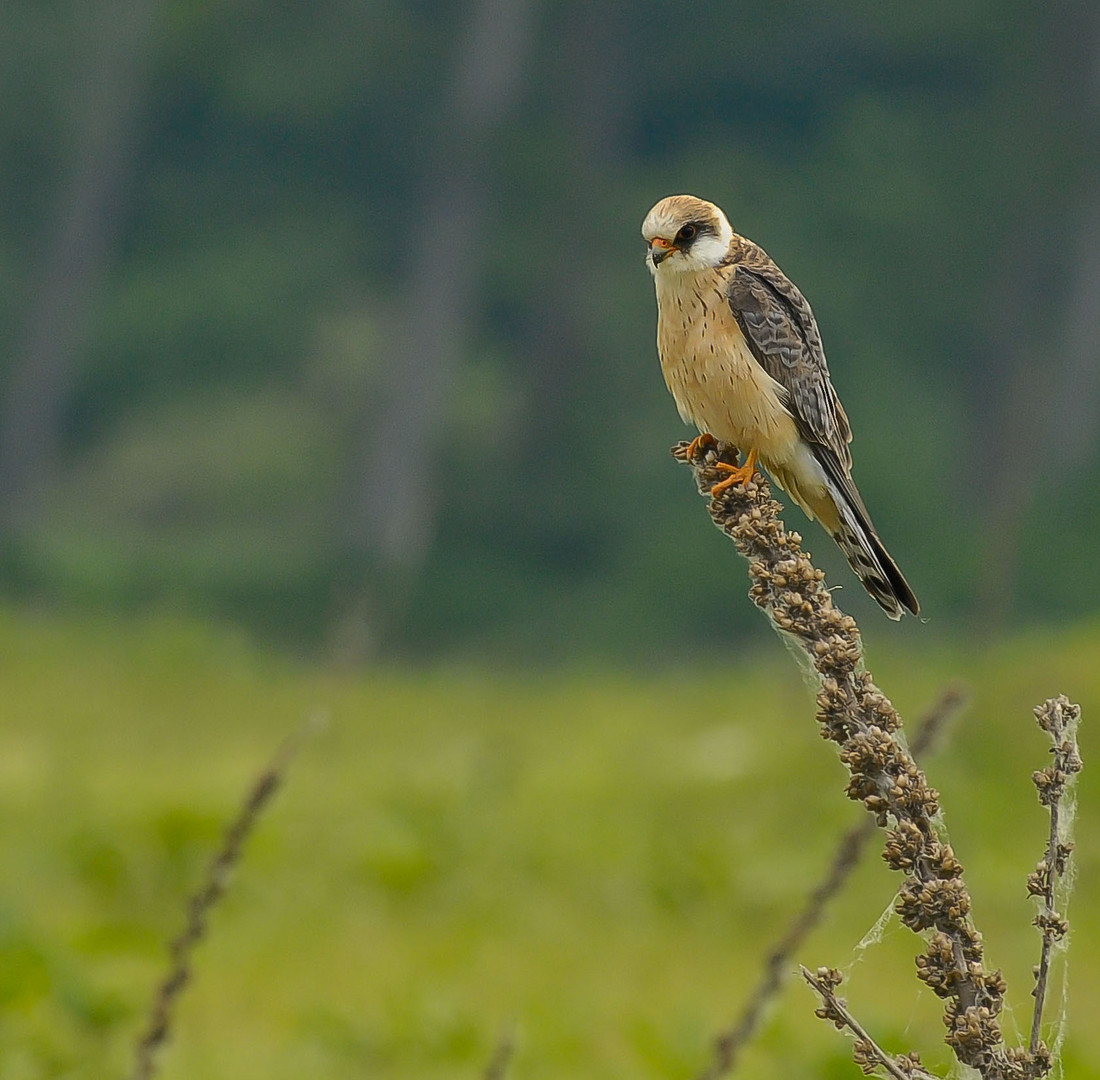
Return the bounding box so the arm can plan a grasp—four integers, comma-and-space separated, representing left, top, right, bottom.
802, 966, 937, 1079
129, 717, 320, 1080
1027, 695, 1082, 1054
483, 1023, 517, 1080
696, 686, 967, 1080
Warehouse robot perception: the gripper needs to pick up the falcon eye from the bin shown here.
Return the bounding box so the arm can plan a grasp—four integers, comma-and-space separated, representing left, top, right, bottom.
676, 223, 697, 242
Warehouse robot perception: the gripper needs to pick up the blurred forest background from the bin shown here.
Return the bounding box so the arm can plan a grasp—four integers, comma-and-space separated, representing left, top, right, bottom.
4, 5, 1100, 1079
4, 0, 1100, 662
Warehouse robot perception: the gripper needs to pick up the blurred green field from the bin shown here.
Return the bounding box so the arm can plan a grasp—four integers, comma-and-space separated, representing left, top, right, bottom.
0, 608, 1097, 1079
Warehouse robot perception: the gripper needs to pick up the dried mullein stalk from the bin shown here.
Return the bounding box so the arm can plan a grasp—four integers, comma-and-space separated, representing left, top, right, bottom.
676, 440, 1072, 1079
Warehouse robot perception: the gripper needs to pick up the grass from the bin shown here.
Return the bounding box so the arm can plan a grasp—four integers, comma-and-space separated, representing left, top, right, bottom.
0, 607, 1097, 1078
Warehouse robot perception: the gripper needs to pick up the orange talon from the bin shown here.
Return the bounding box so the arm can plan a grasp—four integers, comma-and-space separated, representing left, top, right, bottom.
710, 448, 759, 495
684, 432, 717, 460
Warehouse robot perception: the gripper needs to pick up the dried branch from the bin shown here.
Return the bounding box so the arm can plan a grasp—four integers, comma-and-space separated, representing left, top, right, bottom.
696, 686, 966, 1080
802, 966, 937, 1079
483, 1024, 517, 1080
674, 440, 1054, 1079
129, 720, 317, 1080
1027, 695, 1082, 1054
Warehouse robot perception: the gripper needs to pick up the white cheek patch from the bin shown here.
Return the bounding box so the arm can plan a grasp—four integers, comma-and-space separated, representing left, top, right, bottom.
684, 232, 730, 268
658, 216, 733, 273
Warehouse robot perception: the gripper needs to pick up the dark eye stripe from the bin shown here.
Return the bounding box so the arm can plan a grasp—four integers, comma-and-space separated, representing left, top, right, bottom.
676, 221, 715, 245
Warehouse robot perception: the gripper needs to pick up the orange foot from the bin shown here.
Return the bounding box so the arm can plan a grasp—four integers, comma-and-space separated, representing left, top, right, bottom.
684, 432, 717, 460
710, 448, 759, 495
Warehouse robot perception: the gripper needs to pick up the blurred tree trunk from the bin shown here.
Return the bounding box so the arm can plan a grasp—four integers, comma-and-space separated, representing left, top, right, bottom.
332, 0, 537, 659
973, 4, 1100, 626
0, 0, 163, 525
520, 0, 632, 451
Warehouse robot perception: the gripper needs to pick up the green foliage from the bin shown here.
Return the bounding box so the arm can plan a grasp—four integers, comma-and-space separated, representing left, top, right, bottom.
0, 608, 1098, 1077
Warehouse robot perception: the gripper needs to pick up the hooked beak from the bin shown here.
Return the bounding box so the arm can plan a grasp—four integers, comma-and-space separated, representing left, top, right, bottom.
649, 237, 676, 266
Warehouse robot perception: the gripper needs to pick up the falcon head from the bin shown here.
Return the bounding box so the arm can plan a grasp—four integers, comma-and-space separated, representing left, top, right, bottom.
641, 195, 734, 275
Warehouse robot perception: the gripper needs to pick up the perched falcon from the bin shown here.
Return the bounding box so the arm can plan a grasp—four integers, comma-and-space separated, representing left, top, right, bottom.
641, 194, 919, 619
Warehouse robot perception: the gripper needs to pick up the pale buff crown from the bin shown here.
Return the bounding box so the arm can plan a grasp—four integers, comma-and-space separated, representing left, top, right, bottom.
641, 194, 734, 273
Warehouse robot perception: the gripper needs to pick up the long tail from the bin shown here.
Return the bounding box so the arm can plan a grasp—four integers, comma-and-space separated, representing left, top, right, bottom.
816, 452, 919, 621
